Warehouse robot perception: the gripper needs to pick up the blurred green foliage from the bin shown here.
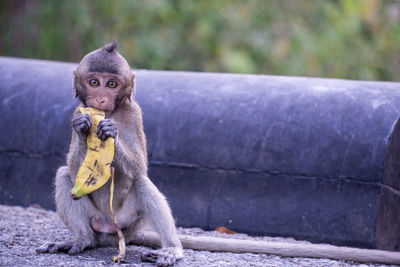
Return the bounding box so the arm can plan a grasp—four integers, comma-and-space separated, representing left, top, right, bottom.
1, 0, 400, 81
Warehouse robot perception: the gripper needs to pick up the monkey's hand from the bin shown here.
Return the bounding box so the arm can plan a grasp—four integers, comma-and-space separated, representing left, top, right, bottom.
97, 119, 117, 141
72, 113, 92, 135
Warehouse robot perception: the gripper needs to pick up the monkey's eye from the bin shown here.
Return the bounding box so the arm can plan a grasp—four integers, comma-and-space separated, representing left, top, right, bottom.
89, 79, 100, 87
107, 81, 118, 88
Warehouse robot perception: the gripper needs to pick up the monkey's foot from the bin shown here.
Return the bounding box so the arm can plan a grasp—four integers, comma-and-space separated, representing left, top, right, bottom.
141, 247, 183, 267
36, 240, 88, 255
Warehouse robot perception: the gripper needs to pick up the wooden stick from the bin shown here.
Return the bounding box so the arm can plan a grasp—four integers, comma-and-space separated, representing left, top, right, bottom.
131, 231, 400, 265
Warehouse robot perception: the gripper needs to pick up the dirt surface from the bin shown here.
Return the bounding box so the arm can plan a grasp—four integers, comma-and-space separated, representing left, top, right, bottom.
0, 205, 396, 267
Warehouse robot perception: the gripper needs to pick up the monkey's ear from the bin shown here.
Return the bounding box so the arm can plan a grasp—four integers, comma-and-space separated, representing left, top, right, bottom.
73, 69, 78, 98
128, 71, 136, 101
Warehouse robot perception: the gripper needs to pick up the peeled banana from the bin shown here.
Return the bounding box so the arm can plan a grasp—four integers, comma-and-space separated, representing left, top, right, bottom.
70, 107, 115, 200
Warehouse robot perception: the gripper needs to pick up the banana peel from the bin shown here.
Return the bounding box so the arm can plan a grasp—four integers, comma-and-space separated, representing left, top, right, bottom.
70, 107, 115, 199
70, 106, 126, 263
110, 168, 126, 263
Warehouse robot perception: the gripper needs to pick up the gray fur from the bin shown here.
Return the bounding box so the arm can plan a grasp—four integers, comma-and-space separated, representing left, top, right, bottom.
37, 44, 183, 266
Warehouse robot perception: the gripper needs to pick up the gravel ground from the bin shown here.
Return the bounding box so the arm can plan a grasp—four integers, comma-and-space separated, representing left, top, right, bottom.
0, 204, 396, 267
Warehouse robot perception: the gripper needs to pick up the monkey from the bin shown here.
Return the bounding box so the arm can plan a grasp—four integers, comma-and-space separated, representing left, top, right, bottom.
36, 42, 183, 266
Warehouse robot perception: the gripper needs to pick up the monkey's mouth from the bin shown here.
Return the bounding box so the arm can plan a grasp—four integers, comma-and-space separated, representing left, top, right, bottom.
87, 104, 113, 112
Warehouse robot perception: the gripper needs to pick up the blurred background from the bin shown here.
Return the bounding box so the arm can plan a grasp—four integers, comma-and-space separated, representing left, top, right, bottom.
1, 0, 400, 81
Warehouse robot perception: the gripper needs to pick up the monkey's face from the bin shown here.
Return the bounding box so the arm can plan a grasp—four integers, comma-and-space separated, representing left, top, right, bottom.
82, 72, 126, 111
74, 42, 135, 111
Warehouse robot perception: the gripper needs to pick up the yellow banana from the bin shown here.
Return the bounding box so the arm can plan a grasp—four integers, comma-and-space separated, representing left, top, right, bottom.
70, 107, 115, 200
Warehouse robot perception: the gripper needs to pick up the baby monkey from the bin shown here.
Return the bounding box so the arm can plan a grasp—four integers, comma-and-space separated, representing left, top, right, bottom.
37, 42, 183, 266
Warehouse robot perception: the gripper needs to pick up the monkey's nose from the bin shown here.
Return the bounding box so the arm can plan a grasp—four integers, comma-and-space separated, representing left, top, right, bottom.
97, 99, 106, 104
